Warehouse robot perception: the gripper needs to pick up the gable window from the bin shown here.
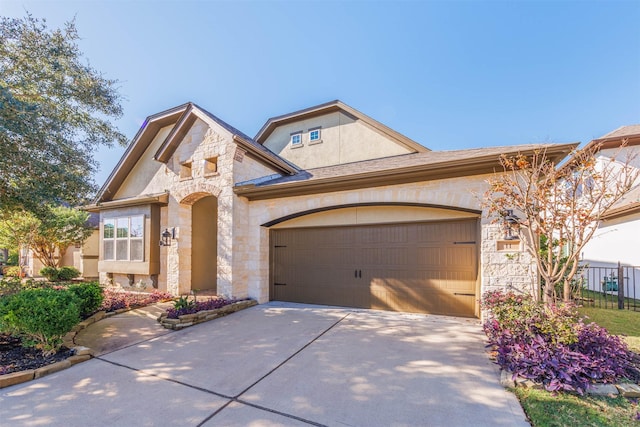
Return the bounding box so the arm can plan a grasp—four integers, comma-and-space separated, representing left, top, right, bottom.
103, 216, 144, 261
290, 132, 302, 147
309, 127, 321, 143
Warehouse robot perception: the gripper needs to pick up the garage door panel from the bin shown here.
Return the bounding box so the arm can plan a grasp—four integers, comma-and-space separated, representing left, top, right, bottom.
271, 219, 478, 317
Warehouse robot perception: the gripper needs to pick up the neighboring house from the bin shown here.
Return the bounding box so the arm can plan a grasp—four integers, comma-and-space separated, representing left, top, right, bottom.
580, 125, 640, 295
25, 214, 100, 280
85, 100, 576, 318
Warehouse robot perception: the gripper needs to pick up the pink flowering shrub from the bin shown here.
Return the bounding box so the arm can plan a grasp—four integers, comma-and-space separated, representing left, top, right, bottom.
482, 290, 640, 394
165, 296, 238, 319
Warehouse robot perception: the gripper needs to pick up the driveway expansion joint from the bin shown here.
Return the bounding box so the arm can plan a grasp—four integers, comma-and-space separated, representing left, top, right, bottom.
196, 312, 350, 427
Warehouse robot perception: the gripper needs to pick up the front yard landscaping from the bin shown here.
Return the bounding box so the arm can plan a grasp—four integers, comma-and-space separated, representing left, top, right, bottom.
0, 277, 172, 376
483, 290, 640, 426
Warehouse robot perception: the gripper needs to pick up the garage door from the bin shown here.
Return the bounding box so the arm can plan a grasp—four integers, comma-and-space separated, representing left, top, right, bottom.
270, 219, 478, 317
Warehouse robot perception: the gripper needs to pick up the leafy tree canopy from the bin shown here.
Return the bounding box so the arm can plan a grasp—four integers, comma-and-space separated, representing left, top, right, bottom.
0, 206, 93, 269
0, 14, 127, 215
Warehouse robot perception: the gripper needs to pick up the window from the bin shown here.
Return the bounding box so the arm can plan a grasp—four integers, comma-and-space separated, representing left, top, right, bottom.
309, 128, 321, 143
290, 132, 302, 146
180, 162, 192, 180
204, 157, 218, 176
103, 216, 144, 261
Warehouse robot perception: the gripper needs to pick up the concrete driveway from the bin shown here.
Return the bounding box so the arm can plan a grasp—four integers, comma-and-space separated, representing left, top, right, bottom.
0, 302, 529, 426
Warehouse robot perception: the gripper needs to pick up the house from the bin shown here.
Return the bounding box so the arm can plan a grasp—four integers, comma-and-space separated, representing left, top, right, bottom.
579, 125, 640, 296
85, 100, 576, 318
25, 213, 100, 280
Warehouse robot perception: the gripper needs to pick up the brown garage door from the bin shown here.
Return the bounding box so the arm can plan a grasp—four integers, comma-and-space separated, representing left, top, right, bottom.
270, 219, 478, 317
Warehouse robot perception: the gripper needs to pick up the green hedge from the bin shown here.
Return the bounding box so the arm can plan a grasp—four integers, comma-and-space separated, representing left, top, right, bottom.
0, 288, 81, 354
68, 282, 103, 318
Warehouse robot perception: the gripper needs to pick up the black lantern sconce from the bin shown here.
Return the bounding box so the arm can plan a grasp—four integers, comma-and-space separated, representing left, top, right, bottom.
160, 228, 175, 246
503, 209, 520, 240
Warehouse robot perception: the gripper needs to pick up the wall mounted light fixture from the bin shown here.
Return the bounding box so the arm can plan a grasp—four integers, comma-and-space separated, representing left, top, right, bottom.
503, 209, 520, 240
160, 228, 175, 246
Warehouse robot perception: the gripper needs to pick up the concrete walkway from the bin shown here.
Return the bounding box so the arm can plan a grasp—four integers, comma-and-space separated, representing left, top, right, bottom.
0, 302, 529, 426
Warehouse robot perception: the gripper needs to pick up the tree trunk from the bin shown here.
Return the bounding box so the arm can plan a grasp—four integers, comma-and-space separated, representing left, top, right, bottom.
563, 278, 571, 302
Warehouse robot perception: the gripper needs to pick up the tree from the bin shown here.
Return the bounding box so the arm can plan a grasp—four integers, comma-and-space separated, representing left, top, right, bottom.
0, 210, 39, 275
30, 206, 93, 268
0, 206, 92, 270
483, 143, 638, 304
0, 14, 127, 215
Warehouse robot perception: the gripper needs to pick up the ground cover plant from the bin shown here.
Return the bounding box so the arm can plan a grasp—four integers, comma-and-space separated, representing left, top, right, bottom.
578, 306, 640, 353
165, 295, 237, 319
483, 290, 640, 395
99, 288, 173, 312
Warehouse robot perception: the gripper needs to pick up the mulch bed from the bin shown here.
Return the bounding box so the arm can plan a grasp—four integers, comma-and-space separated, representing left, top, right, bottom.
0, 333, 73, 375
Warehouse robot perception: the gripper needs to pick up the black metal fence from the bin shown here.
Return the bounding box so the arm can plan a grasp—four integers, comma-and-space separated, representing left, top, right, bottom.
576, 263, 640, 310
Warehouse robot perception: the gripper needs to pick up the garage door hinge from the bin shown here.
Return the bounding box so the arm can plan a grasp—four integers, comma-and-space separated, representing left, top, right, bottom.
453, 241, 476, 245
454, 292, 475, 296
274, 282, 287, 286
274, 245, 287, 248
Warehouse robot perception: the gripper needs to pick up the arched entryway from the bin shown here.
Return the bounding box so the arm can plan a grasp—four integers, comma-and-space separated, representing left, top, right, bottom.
191, 195, 217, 292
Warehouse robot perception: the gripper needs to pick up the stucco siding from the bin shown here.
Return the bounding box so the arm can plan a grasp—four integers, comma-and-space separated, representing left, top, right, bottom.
582, 211, 640, 266
114, 126, 173, 199
262, 111, 414, 169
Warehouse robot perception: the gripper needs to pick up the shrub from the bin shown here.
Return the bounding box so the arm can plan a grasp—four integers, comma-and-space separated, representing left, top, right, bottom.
0, 277, 23, 296
40, 266, 81, 281
166, 296, 235, 319
68, 282, 103, 318
58, 266, 80, 281
0, 288, 80, 354
482, 290, 640, 394
40, 266, 59, 281
3, 266, 22, 277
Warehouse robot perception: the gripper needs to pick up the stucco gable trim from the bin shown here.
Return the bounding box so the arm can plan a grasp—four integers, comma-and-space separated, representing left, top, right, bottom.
84, 192, 169, 212
254, 100, 430, 154
94, 104, 189, 203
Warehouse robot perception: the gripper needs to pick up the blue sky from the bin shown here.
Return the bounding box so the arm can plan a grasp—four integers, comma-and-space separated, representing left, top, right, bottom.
2, 0, 639, 187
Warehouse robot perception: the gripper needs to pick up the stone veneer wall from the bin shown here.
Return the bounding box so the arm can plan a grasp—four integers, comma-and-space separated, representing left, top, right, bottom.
240, 173, 538, 314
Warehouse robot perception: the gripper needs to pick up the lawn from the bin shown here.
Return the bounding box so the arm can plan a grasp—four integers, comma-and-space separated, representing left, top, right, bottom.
578, 306, 640, 352
515, 388, 640, 427
515, 306, 640, 427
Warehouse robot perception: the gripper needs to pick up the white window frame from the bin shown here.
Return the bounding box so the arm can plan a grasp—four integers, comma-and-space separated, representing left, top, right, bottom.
290, 132, 302, 146
309, 127, 321, 143
103, 216, 144, 262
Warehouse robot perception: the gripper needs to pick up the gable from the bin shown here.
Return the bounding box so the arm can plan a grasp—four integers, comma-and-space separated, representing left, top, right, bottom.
94, 103, 296, 204
256, 100, 428, 170
261, 110, 417, 169
114, 125, 174, 199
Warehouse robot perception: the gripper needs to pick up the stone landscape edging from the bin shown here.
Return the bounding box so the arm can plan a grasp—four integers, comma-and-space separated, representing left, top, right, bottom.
157, 299, 257, 329
499, 368, 640, 397
1, 299, 258, 389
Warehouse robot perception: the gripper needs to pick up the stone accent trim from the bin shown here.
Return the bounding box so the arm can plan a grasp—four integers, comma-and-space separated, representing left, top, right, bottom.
157, 299, 257, 329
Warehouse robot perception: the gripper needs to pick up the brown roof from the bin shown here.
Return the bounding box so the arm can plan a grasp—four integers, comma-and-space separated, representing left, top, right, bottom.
581, 124, 640, 152
598, 125, 640, 140
234, 142, 578, 200
602, 184, 640, 220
